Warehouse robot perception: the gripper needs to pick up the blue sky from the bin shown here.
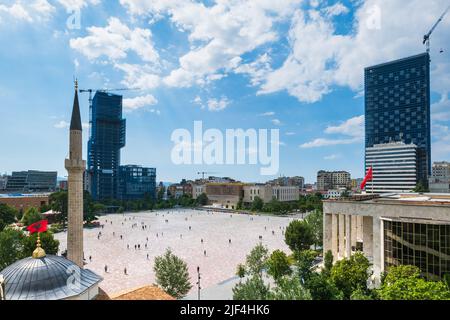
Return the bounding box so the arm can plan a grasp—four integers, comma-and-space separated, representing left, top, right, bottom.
0, 0, 449, 183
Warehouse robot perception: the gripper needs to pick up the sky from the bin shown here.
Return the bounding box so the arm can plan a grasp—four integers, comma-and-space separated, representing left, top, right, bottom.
0, 0, 449, 183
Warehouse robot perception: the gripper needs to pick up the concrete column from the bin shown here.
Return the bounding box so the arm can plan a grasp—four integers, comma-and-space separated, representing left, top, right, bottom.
351, 215, 358, 248
338, 214, 345, 259
345, 215, 352, 258
331, 214, 338, 258
323, 213, 332, 255
363, 216, 373, 257
372, 216, 382, 279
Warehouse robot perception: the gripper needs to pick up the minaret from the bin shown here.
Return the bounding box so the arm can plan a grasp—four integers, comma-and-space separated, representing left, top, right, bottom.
65, 80, 86, 268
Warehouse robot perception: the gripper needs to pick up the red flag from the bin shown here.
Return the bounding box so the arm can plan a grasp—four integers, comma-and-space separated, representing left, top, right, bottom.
27, 220, 48, 234
360, 167, 373, 190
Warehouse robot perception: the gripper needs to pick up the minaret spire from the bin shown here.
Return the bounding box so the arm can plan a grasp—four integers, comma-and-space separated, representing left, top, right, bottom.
65, 79, 86, 268
70, 79, 82, 131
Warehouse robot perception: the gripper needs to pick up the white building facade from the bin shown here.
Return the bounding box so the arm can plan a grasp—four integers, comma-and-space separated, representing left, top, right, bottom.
365, 142, 418, 193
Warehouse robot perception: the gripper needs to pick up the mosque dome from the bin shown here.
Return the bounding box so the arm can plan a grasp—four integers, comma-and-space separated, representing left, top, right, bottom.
0, 255, 102, 300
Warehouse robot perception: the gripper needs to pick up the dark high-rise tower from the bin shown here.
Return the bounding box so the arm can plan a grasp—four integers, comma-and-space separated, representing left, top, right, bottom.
88, 92, 125, 201
365, 53, 431, 187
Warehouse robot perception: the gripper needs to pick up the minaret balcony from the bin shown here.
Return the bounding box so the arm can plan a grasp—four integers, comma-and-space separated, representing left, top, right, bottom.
65, 159, 86, 171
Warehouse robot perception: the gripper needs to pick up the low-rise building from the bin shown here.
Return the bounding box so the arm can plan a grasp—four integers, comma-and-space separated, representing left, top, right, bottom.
5, 170, 57, 193
429, 162, 450, 193
243, 184, 273, 203
323, 193, 450, 283
0, 193, 51, 211
317, 171, 351, 191
118, 165, 157, 201
205, 183, 245, 209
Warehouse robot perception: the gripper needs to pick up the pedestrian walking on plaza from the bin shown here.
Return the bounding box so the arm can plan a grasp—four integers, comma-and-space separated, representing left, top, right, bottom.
134, 245, 137, 250
145, 243, 147, 249
204, 250, 207, 256
120, 235, 123, 240
89, 256, 92, 262
127, 244, 129, 249
124, 268, 127, 275
229, 239, 231, 244
146, 237, 148, 241
138, 244, 141, 249
147, 254, 149, 260
189, 226, 191, 231
201, 239, 203, 244
104, 265, 108, 273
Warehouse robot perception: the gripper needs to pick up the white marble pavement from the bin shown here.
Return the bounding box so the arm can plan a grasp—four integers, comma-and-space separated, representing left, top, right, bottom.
55, 209, 294, 297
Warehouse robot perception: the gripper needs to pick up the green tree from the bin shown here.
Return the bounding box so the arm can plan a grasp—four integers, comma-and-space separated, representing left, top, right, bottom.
295, 249, 318, 282
49, 191, 68, 227
153, 249, 192, 299
236, 263, 246, 278
267, 250, 292, 282
196, 193, 209, 206
268, 276, 312, 300
251, 196, 264, 212
305, 210, 323, 248
233, 275, 271, 300
323, 250, 334, 277
0, 204, 18, 231
330, 252, 371, 299
0, 229, 25, 269
285, 220, 314, 252
21, 207, 44, 227
245, 244, 269, 277
413, 182, 429, 193
22, 231, 60, 257
378, 265, 450, 300
304, 272, 343, 300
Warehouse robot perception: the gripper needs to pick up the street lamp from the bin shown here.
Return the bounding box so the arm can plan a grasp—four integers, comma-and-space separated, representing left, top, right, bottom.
196, 266, 201, 300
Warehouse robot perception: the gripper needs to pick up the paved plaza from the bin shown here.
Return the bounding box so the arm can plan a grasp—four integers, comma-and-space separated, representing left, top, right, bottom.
55, 209, 294, 297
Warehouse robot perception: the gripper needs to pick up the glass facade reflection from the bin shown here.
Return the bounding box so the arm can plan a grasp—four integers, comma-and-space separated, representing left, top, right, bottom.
365, 53, 431, 187
384, 219, 450, 280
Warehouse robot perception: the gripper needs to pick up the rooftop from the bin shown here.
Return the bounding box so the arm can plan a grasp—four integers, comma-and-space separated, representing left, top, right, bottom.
325, 193, 450, 207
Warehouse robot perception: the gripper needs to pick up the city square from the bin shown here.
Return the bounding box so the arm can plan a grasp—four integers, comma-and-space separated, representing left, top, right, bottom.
54, 209, 294, 296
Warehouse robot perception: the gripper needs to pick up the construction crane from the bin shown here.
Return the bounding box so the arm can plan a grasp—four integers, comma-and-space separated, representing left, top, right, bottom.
79, 87, 140, 137
423, 5, 450, 53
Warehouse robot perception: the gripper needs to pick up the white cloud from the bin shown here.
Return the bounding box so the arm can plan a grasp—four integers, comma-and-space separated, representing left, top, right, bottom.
207, 97, 230, 112
54, 120, 69, 129
123, 94, 158, 111
70, 17, 159, 64
259, 111, 275, 117
432, 94, 450, 121
325, 115, 365, 138
271, 119, 282, 126
0, 1, 56, 23
324, 154, 341, 160
57, 0, 100, 10
432, 123, 450, 160
300, 115, 364, 148
0, 3, 33, 22
323, 3, 349, 17
300, 137, 361, 148
119, 0, 301, 88
114, 63, 160, 90
258, 0, 450, 103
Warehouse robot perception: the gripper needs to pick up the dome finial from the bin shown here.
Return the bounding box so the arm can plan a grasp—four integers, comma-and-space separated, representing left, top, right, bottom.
32, 233, 46, 259
74, 78, 78, 91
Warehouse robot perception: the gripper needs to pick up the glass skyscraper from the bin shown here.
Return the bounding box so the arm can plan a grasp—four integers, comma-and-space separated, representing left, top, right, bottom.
88, 92, 126, 201
365, 53, 431, 187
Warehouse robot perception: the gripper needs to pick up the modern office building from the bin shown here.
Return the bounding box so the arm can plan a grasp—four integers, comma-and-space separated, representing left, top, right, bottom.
5, 171, 57, 193
365, 53, 431, 187
0, 175, 8, 190
429, 161, 450, 193
118, 165, 156, 201
323, 193, 450, 282
365, 142, 418, 193
87, 92, 126, 201
317, 171, 351, 191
